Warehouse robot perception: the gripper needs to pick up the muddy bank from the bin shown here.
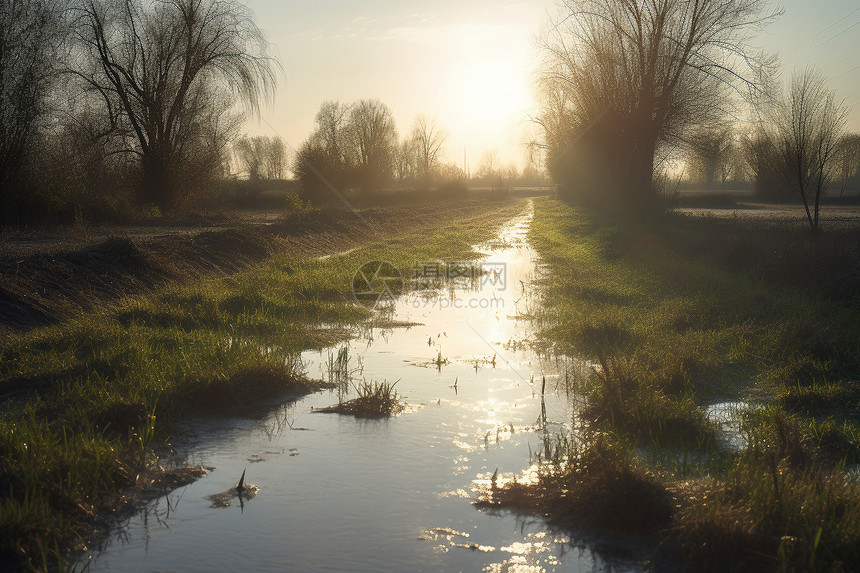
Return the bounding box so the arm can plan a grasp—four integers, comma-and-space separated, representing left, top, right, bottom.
0, 200, 519, 332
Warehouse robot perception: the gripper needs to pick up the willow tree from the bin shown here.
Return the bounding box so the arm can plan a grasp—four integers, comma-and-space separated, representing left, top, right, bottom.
76, 0, 278, 209
539, 0, 779, 218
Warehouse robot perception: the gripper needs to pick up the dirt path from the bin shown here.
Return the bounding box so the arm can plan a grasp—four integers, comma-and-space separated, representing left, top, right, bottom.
0, 200, 523, 333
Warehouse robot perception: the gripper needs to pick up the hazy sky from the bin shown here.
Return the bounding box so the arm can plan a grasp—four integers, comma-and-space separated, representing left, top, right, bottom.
244, 0, 860, 173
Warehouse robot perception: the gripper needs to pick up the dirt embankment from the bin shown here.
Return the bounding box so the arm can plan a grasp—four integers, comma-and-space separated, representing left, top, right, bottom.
0, 200, 519, 332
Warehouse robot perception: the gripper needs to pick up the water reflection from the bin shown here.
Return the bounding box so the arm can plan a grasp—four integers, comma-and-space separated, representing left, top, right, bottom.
80, 202, 641, 573
706, 400, 754, 450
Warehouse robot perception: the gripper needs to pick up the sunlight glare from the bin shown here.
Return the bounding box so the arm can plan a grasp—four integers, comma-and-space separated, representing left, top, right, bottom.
454, 58, 531, 128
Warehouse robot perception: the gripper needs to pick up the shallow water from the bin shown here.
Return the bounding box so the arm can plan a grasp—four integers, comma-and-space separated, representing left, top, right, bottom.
705, 401, 753, 451
80, 203, 641, 572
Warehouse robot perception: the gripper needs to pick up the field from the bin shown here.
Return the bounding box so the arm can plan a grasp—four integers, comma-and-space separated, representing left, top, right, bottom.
485, 197, 860, 571
0, 197, 523, 570
2, 193, 859, 571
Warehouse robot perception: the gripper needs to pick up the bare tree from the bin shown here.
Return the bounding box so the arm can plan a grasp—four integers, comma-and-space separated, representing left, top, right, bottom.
477, 150, 513, 189
438, 162, 466, 184
314, 100, 351, 172
521, 143, 548, 186
182, 89, 243, 202
294, 100, 352, 202
294, 140, 330, 204
686, 126, 735, 188
346, 99, 397, 193
264, 137, 287, 180
762, 69, 849, 231
393, 137, 417, 187
835, 133, 860, 197
741, 128, 782, 198
233, 135, 287, 181
476, 150, 500, 181
37, 101, 136, 222
234, 136, 265, 181
538, 0, 779, 217
410, 115, 446, 184
297, 98, 399, 197
0, 0, 65, 221
75, 0, 278, 209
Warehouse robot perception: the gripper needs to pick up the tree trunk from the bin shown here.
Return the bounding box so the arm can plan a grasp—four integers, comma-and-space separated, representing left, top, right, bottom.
141, 145, 176, 210
813, 184, 821, 232
626, 128, 659, 220
800, 193, 815, 231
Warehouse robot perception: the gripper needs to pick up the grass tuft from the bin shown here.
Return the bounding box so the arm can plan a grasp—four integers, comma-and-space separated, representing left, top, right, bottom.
184, 362, 332, 416
314, 381, 404, 418
480, 435, 673, 534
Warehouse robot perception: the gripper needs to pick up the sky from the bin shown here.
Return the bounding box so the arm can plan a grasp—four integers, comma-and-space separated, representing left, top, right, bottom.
243, 0, 860, 174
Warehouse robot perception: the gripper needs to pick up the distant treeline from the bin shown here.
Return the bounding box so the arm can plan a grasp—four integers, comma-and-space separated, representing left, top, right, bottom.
535, 0, 860, 230
678, 125, 860, 200
0, 1, 548, 229
290, 100, 547, 207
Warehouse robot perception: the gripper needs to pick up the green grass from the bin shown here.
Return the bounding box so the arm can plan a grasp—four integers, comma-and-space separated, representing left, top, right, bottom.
479, 434, 674, 535
0, 201, 523, 571
313, 380, 404, 418
493, 198, 860, 571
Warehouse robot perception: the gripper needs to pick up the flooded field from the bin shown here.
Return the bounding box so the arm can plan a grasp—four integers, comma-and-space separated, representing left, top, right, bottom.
79, 204, 639, 572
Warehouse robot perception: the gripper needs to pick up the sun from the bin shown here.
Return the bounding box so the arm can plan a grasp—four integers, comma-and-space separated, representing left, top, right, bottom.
453, 57, 532, 130
407, 20, 539, 167
456, 60, 529, 125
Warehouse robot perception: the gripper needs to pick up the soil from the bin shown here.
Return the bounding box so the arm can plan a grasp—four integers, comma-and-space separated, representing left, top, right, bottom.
0, 200, 519, 332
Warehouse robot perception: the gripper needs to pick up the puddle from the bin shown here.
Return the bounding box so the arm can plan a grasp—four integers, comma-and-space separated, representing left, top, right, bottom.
79, 201, 641, 572
706, 401, 754, 451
